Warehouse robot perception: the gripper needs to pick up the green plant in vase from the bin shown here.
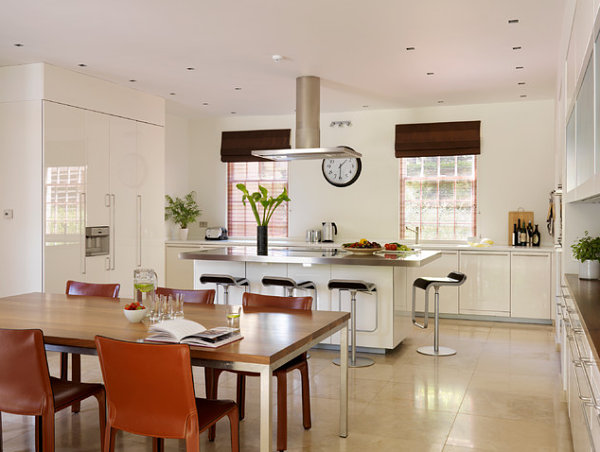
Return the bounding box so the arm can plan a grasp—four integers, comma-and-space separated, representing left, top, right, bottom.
165, 191, 202, 240
571, 231, 600, 280
236, 184, 290, 255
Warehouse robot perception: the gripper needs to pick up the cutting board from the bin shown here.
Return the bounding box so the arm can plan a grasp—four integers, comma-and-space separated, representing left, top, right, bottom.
508, 211, 534, 245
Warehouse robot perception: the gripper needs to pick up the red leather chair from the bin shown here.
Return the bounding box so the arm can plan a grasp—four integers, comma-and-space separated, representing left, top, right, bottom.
95, 336, 239, 452
63, 280, 120, 412
156, 287, 215, 304
206, 292, 312, 451
0, 329, 105, 452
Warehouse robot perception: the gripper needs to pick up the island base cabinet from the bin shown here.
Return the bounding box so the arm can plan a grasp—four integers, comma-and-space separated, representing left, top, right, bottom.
194, 261, 246, 305
510, 252, 551, 319
406, 251, 459, 315
328, 265, 397, 349
459, 251, 510, 316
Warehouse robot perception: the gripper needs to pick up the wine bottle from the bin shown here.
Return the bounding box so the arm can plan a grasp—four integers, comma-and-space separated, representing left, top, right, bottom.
516, 219, 521, 246
512, 223, 517, 246
527, 221, 533, 246
519, 220, 527, 246
532, 224, 541, 247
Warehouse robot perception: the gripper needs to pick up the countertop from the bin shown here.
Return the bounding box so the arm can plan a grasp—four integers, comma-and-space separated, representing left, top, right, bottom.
565, 274, 600, 362
179, 246, 441, 267
166, 239, 555, 253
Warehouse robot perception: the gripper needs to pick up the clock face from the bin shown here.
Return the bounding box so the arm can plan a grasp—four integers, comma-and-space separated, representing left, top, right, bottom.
321, 158, 362, 187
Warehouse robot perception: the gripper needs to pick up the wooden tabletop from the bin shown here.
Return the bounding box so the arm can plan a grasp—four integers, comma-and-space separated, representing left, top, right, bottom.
0, 292, 350, 365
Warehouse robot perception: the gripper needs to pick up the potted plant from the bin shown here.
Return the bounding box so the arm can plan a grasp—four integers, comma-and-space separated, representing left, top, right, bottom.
236, 184, 290, 255
571, 231, 600, 280
165, 192, 202, 241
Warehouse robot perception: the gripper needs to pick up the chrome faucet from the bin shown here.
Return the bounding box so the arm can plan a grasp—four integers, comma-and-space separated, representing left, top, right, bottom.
406, 226, 420, 244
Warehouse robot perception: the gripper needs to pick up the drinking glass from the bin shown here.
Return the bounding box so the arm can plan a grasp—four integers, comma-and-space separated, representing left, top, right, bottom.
226, 305, 241, 329
173, 293, 184, 318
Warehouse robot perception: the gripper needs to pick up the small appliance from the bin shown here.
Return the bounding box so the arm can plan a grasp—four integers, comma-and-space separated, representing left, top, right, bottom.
205, 227, 228, 240
321, 222, 337, 242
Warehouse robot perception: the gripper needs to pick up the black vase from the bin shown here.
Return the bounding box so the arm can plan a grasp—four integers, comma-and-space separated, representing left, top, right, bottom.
257, 225, 268, 255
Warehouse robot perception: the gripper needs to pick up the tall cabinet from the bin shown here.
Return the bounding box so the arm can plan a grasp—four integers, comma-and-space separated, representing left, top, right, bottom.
44, 101, 164, 298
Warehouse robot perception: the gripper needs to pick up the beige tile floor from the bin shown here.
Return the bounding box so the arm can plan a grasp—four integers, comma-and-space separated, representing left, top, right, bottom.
1, 319, 573, 451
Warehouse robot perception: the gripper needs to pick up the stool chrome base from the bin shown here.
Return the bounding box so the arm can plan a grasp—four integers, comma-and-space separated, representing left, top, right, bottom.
416, 345, 456, 356
332, 356, 374, 368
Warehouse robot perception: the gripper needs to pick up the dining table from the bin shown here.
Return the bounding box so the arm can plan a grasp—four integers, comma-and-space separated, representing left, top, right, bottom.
0, 292, 350, 452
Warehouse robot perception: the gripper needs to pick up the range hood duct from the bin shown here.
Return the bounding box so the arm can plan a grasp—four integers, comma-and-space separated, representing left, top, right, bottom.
251, 76, 361, 161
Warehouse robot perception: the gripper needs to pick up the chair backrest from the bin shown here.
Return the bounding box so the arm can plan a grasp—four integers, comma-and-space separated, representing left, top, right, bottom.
95, 336, 198, 437
66, 280, 120, 298
0, 329, 53, 415
156, 287, 215, 304
242, 292, 312, 311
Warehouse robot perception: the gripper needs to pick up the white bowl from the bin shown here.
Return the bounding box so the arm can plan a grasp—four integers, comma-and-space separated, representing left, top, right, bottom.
123, 307, 147, 323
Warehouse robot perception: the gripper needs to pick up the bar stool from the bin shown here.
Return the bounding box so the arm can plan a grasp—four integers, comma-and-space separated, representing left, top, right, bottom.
411, 271, 467, 356
261, 276, 317, 300
328, 279, 377, 368
199, 274, 249, 305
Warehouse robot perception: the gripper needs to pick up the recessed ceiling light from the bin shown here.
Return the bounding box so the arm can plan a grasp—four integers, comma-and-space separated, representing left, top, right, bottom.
169, 92, 176, 96
186, 67, 195, 71
129, 79, 136, 83
515, 66, 524, 70
518, 81, 526, 85
202, 102, 209, 106
406, 47, 415, 51
426, 72, 434, 75
78, 63, 87, 67
272, 54, 283, 62
512, 46, 522, 50
13, 43, 23, 47
508, 19, 519, 24
520, 94, 527, 98
234, 87, 242, 91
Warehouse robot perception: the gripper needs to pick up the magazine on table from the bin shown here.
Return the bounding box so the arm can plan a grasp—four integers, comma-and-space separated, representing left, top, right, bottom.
146, 319, 242, 348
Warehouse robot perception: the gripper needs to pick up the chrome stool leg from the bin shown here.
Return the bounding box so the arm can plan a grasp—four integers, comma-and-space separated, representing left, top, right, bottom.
333, 289, 374, 368
417, 287, 456, 356
222, 284, 230, 306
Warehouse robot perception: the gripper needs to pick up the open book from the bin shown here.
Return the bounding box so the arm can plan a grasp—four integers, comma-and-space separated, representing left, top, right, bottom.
146, 319, 242, 348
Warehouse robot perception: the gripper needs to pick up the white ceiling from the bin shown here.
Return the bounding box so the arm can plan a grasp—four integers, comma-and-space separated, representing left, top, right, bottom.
0, 0, 566, 118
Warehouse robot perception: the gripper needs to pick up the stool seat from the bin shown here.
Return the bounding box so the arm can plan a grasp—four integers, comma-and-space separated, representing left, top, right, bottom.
200, 274, 249, 287
261, 276, 297, 288
297, 281, 316, 290
413, 272, 466, 291
327, 279, 376, 292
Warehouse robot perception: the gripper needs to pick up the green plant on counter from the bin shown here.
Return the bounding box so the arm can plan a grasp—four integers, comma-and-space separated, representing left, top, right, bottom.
236, 184, 290, 226
164, 191, 201, 229
571, 231, 600, 262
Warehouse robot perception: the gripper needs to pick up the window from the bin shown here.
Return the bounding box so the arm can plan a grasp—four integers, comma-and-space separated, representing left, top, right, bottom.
227, 161, 288, 237
45, 166, 86, 239
400, 155, 477, 240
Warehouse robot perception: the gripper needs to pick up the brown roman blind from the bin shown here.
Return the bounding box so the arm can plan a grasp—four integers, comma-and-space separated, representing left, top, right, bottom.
394, 120, 481, 158
220, 129, 291, 162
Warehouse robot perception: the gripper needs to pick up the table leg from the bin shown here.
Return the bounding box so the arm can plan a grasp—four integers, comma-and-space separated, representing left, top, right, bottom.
259, 366, 273, 452
339, 322, 348, 438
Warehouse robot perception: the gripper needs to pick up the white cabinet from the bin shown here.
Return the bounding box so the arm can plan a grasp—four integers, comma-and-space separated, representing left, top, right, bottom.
459, 251, 510, 316
510, 252, 551, 319
165, 245, 199, 290
406, 251, 459, 315
246, 262, 288, 295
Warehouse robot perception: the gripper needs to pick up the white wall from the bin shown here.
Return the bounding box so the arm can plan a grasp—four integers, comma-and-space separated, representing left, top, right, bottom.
182, 99, 555, 245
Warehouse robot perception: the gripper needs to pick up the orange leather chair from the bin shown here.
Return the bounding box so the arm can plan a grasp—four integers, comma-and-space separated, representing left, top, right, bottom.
95, 336, 239, 452
0, 329, 106, 452
63, 280, 120, 412
206, 292, 312, 452
156, 287, 215, 304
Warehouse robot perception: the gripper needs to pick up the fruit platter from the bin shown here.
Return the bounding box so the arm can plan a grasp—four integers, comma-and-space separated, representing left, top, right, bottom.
376, 242, 416, 257
341, 239, 383, 254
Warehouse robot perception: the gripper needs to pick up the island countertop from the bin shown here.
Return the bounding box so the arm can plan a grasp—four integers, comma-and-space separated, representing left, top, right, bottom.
179, 246, 440, 267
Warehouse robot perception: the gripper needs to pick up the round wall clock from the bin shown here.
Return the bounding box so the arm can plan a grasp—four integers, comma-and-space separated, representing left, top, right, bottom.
322, 157, 362, 187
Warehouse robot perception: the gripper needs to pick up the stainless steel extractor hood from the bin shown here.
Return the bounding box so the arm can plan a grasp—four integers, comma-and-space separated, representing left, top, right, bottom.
251, 76, 361, 161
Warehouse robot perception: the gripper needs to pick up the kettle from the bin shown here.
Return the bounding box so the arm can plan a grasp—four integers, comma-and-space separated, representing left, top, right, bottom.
322, 222, 338, 242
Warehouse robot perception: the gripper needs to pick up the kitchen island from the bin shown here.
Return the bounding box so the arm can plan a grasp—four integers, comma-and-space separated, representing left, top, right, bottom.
180, 246, 440, 351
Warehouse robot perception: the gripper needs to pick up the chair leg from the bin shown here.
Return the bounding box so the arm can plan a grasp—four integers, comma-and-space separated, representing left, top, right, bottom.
185, 431, 199, 452
207, 369, 223, 441
94, 389, 106, 451
71, 354, 81, 413
60, 353, 68, 380
41, 413, 54, 452
236, 374, 246, 420
276, 371, 287, 452
152, 438, 164, 452
35, 416, 40, 452
227, 405, 240, 452
0, 411, 3, 452
104, 425, 117, 452
299, 363, 311, 429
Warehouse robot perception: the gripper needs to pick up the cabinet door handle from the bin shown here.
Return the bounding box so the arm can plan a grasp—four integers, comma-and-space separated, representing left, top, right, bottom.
80, 192, 86, 275
137, 194, 142, 267
512, 253, 549, 257
110, 194, 116, 270
461, 251, 509, 256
